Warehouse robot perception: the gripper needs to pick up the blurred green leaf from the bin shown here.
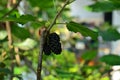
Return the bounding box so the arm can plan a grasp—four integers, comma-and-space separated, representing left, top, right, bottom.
66, 21, 98, 40
0, 15, 36, 24
99, 28, 120, 41
0, 68, 11, 74
0, 62, 6, 68
100, 54, 120, 65
55, 68, 83, 79
81, 50, 97, 61
14, 66, 27, 74
14, 38, 37, 50
0, 9, 8, 18
0, 30, 7, 40
11, 25, 31, 39
87, 1, 120, 12
100, 76, 109, 80
54, 50, 76, 65
31, 21, 46, 29
28, 0, 54, 9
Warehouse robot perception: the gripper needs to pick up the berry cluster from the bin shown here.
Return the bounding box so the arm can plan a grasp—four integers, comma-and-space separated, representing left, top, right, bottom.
43, 33, 62, 55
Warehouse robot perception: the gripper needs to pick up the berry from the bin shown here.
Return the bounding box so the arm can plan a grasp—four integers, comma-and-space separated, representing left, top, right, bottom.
49, 33, 60, 41
48, 33, 62, 55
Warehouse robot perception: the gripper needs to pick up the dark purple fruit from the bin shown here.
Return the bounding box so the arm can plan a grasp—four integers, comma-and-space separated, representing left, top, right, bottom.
48, 33, 62, 55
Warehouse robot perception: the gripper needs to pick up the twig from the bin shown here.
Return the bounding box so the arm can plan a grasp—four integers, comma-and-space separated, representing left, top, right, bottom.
47, 0, 70, 31
1, 0, 22, 18
6, 21, 12, 48
5, 0, 22, 79
37, 0, 73, 80
37, 28, 47, 80
6, 21, 14, 80
55, 22, 66, 24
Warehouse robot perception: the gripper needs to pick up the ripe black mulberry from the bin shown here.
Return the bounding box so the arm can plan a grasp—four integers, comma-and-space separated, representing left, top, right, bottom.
48, 33, 62, 54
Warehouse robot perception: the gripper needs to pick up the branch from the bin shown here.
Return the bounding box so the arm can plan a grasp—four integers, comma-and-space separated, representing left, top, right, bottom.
37, 0, 74, 80
6, 21, 12, 48
1, 0, 22, 18
47, 0, 70, 31
6, 21, 14, 80
37, 27, 47, 80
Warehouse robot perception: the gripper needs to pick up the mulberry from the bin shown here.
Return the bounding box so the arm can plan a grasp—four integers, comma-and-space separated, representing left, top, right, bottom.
48, 33, 62, 55
49, 33, 60, 41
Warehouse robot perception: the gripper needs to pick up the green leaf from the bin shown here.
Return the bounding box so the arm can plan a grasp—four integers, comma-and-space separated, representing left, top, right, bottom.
0, 68, 11, 74
0, 30, 7, 40
66, 21, 98, 40
14, 38, 37, 50
31, 21, 46, 29
81, 50, 97, 61
11, 25, 31, 39
87, 1, 120, 12
55, 68, 83, 79
99, 28, 120, 41
100, 54, 120, 65
0, 15, 36, 24
28, 0, 54, 9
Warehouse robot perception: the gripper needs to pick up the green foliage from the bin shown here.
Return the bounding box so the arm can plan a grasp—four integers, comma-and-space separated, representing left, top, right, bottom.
81, 50, 97, 61
100, 54, 120, 65
0, 30, 7, 40
0, 63, 6, 68
14, 38, 37, 50
0, 63, 11, 80
1, 0, 120, 79
66, 21, 98, 40
28, 0, 54, 9
0, 68, 11, 74
42, 50, 84, 80
11, 24, 31, 39
87, 1, 120, 12
99, 28, 120, 41
31, 21, 46, 29
0, 15, 37, 24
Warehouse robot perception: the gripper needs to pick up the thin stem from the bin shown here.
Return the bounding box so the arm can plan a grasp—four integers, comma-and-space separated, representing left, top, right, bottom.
6, 21, 14, 80
1, 0, 22, 18
5, 0, 22, 79
55, 22, 66, 24
37, 28, 47, 80
6, 21, 12, 48
47, 0, 70, 31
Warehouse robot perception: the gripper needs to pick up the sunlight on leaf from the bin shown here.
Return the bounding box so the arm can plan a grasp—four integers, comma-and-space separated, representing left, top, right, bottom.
0, 30, 7, 40
14, 38, 37, 50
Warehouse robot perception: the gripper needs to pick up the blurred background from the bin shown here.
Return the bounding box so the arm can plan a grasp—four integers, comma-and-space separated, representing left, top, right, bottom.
0, 0, 120, 80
